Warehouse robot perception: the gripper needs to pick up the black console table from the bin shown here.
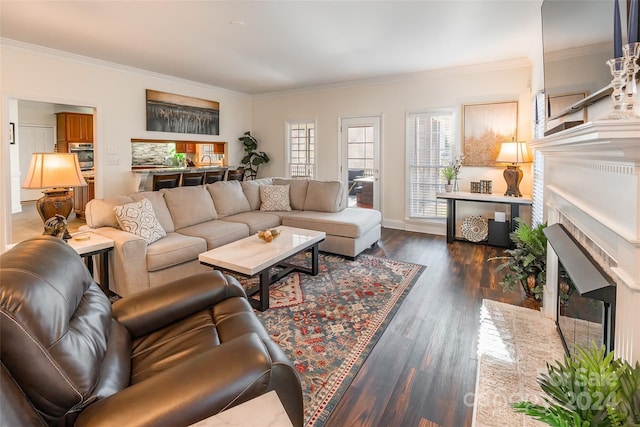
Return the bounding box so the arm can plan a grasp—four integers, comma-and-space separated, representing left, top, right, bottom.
436, 191, 533, 244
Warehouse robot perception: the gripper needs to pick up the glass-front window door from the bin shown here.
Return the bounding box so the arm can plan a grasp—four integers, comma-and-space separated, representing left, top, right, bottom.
340, 116, 380, 211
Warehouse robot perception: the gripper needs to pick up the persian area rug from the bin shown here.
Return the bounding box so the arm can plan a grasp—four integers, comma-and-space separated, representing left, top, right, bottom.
238, 253, 425, 427
472, 299, 565, 427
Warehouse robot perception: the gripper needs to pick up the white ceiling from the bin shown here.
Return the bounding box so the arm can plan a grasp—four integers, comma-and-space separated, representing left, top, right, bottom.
0, 0, 546, 95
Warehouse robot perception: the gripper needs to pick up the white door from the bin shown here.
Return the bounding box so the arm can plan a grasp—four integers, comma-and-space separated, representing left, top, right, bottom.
19, 125, 55, 202
340, 116, 381, 211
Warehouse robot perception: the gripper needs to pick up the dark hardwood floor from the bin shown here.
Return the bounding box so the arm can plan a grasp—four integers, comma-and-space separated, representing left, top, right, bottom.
326, 227, 524, 427
11, 211, 523, 426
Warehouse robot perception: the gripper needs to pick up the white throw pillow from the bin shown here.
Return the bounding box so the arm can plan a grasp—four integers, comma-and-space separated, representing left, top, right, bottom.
113, 198, 167, 244
260, 185, 292, 212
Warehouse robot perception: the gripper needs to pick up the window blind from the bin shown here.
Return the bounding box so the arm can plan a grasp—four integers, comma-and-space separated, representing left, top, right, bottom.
531, 91, 546, 226
406, 111, 454, 218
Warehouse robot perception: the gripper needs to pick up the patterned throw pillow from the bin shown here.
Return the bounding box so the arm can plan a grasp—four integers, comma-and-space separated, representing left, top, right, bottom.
113, 198, 166, 244
260, 185, 292, 212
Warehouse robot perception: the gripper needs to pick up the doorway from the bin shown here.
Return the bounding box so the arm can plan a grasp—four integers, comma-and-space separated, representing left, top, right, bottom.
340, 116, 381, 211
9, 100, 95, 244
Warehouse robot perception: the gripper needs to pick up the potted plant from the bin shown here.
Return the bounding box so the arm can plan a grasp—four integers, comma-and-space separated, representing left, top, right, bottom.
441, 166, 456, 192
238, 131, 270, 180
513, 343, 640, 426
489, 218, 547, 306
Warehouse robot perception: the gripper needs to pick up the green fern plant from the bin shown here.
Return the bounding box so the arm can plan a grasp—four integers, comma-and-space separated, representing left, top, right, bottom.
488, 217, 547, 301
513, 343, 640, 427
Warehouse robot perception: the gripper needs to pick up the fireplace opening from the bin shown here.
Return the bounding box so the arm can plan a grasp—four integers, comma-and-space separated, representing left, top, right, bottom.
544, 224, 616, 356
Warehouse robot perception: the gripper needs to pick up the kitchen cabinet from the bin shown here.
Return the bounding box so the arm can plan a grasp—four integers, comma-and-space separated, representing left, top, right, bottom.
56, 112, 93, 152
175, 143, 196, 154
72, 178, 95, 219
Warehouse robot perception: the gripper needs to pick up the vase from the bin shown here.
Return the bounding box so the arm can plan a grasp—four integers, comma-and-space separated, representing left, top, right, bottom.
453, 178, 459, 192
445, 184, 453, 192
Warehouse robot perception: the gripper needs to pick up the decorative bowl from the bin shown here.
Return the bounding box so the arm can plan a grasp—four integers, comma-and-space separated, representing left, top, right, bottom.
257, 228, 280, 242
461, 216, 488, 242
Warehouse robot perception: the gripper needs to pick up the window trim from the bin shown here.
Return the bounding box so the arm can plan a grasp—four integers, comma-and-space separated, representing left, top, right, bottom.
405, 108, 456, 220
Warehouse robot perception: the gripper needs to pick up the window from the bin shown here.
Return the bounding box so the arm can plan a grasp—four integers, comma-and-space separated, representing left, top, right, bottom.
286, 121, 315, 178
531, 91, 546, 227
406, 110, 455, 218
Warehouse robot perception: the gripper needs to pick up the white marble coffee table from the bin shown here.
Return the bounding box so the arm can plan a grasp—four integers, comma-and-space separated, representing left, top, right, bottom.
189, 391, 293, 427
199, 226, 325, 311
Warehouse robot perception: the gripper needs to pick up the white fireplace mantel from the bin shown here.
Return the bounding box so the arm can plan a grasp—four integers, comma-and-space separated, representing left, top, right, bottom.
531, 119, 640, 363
531, 120, 640, 161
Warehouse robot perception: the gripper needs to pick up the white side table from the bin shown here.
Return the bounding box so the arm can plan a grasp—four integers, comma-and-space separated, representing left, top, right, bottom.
189, 391, 293, 427
67, 232, 114, 295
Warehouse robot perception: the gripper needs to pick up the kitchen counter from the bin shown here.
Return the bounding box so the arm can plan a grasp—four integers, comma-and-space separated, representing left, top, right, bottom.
131, 165, 225, 173
131, 165, 228, 192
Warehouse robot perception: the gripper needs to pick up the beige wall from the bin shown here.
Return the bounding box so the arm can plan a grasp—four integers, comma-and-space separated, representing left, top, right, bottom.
252, 60, 533, 232
1, 41, 252, 247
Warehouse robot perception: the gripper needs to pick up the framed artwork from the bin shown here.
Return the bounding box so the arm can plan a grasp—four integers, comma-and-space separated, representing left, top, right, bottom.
146, 89, 219, 135
9, 122, 15, 144
462, 101, 518, 166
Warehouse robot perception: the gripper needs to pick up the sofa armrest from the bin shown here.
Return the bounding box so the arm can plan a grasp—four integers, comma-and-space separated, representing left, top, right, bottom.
112, 271, 246, 338
75, 333, 278, 427
89, 226, 150, 296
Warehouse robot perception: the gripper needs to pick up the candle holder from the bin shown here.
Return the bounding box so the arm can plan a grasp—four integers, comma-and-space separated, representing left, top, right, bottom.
606, 57, 628, 119
622, 42, 640, 118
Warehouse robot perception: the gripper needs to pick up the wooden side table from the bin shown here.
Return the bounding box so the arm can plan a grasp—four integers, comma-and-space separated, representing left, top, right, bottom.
67, 233, 114, 295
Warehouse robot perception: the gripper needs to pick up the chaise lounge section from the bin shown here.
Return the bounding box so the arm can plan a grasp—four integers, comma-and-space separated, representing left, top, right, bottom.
85, 178, 381, 297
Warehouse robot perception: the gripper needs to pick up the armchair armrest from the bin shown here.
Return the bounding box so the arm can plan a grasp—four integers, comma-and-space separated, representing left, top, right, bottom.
90, 226, 150, 296
112, 271, 246, 338
75, 333, 273, 427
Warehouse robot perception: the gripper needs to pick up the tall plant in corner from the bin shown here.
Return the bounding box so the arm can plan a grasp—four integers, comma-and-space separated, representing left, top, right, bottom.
238, 131, 269, 180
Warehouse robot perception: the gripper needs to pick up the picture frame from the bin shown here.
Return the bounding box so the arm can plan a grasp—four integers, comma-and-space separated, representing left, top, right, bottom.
146, 89, 220, 135
9, 122, 15, 144
462, 101, 518, 167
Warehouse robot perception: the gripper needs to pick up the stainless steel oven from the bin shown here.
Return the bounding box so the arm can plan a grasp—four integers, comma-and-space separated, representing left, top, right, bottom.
68, 143, 94, 170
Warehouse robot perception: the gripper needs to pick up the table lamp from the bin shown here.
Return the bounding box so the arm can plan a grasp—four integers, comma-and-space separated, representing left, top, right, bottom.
22, 153, 87, 239
495, 141, 531, 197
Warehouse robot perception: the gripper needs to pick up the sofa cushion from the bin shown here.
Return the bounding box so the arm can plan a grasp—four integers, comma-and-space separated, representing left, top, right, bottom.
281, 208, 381, 238
113, 199, 167, 244
207, 181, 251, 217
130, 191, 175, 233
260, 185, 292, 212
241, 178, 273, 210
146, 232, 207, 272
85, 196, 134, 229
303, 180, 345, 212
223, 212, 281, 234
161, 186, 218, 230
177, 220, 250, 249
272, 178, 309, 210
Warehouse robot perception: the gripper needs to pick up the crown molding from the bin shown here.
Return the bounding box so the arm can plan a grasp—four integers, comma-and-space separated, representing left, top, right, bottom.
0, 38, 251, 99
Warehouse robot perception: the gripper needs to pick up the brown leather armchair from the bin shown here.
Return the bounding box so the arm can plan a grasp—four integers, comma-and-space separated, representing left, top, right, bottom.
0, 236, 303, 427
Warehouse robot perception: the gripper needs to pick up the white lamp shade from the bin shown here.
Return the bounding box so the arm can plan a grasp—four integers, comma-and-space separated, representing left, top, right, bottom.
495, 142, 531, 164
22, 153, 88, 189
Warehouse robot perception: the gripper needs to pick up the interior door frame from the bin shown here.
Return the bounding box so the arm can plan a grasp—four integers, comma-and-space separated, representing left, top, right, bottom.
338, 115, 382, 211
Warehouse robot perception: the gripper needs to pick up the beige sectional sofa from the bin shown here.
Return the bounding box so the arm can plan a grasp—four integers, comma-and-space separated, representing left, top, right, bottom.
84, 178, 381, 297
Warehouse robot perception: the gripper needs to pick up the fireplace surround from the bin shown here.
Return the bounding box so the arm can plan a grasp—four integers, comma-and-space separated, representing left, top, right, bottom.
544, 223, 616, 355
531, 120, 640, 363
